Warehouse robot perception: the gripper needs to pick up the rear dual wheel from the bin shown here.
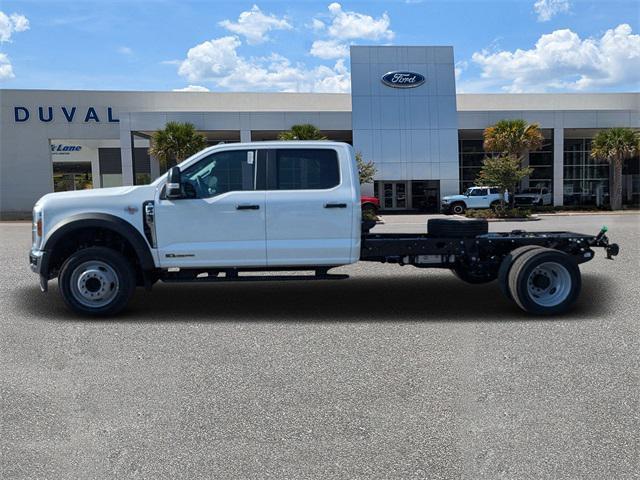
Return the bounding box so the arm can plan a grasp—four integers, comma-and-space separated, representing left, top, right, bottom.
500, 247, 581, 315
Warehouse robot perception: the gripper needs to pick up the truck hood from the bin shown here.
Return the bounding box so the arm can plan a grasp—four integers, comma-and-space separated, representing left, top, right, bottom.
514, 193, 541, 198
35, 184, 158, 238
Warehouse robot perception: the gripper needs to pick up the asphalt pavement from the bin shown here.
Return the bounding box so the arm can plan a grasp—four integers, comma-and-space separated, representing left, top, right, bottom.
1, 214, 639, 479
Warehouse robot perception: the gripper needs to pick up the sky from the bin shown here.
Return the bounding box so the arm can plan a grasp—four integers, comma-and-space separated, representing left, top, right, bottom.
0, 0, 638, 93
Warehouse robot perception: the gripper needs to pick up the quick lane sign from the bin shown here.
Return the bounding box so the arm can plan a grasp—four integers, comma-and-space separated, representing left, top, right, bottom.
14, 106, 119, 123
381, 71, 426, 88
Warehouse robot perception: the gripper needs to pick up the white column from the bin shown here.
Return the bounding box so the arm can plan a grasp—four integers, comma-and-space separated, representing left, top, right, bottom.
240, 130, 251, 143
90, 150, 101, 188
553, 127, 564, 206
119, 115, 134, 186
150, 155, 160, 180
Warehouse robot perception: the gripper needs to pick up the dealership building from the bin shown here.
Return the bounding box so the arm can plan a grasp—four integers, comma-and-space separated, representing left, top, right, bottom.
1, 45, 638, 218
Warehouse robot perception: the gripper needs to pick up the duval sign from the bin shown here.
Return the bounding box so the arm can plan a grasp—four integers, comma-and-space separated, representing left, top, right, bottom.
381, 71, 425, 88
14, 106, 119, 123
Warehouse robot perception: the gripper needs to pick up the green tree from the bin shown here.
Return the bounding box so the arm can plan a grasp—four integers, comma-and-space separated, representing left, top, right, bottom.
481, 119, 544, 206
356, 152, 377, 185
278, 124, 327, 140
148, 121, 208, 172
590, 128, 640, 210
476, 156, 533, 208
483, 119, 544, 158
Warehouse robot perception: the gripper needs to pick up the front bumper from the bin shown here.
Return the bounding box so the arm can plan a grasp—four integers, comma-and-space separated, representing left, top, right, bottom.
29, 249, 49, 292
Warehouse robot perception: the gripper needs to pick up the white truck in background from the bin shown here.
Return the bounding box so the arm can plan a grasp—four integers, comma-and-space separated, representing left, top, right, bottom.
29, 141, 618, 316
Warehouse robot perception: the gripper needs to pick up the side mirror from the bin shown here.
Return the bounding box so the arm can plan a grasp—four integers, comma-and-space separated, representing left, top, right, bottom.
166, 166, 182, 199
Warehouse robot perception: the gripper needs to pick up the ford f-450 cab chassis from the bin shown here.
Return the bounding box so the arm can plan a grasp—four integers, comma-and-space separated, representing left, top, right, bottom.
29, 141, 619, 316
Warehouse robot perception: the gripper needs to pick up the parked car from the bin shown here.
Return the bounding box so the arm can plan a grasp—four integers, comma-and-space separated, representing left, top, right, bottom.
514, 187, 552, 206
29, 141, 618, 316
441, 187, 506, 214
361, 196, 380, 215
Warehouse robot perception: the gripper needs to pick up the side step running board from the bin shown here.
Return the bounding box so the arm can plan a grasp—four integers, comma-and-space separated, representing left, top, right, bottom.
161, 273, 349, 283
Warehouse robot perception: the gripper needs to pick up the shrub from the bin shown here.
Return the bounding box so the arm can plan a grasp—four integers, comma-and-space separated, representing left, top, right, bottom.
465, 208, 531, 219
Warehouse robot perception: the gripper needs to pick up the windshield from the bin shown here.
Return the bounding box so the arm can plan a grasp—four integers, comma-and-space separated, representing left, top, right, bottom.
519, 188, 539, 194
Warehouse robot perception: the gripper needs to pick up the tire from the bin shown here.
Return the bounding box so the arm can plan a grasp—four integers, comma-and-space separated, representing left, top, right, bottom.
451, 266, 497, 284
58, 246, 136, 316
507, 248, 581, 315
498, 245, 543, 300
490, 201, 501, 211
428, 218, 489, 238
450, 202, 466, 215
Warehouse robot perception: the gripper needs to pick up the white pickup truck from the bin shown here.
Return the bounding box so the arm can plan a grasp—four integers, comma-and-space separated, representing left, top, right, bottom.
30, 141, 618, 316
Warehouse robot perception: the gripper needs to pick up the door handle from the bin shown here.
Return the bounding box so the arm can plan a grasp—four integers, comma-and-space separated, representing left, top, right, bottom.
236, 204, 260, 210
324, 203, 347, 208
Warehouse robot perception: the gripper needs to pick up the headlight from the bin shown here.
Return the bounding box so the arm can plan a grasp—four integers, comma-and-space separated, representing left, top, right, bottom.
32, 207, 43, 249
441, 198, 449, 203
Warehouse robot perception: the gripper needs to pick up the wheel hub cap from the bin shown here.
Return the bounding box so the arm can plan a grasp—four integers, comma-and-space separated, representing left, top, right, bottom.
70, 261, 119, 308
526, 261, 571, 307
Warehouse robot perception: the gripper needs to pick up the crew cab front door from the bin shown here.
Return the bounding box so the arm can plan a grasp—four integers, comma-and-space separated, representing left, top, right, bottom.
154, 149, 266, 268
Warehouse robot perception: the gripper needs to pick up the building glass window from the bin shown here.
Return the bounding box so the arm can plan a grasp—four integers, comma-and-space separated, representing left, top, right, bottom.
53, 162, 93, 192
459, 130, 554, 195
563, 138, 610, 206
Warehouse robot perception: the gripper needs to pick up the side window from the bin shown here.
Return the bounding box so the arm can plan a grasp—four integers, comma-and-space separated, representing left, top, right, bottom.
181, 150, 254, 198
275, 149, 339, 190
469, 188, 484, 196
489, 188, 500, 194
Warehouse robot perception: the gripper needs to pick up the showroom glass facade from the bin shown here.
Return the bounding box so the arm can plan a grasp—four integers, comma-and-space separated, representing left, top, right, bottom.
563, 138, 609, 206
459, 130, 554, 195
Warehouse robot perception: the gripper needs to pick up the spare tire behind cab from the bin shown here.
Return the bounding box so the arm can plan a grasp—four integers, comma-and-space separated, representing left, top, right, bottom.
427, 218, 488, 238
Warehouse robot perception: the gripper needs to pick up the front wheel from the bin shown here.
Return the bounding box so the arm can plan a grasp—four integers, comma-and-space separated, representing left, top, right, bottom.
450, 202, 466, 215
58, 247, 136, 316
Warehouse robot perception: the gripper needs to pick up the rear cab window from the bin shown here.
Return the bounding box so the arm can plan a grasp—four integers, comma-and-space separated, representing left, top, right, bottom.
273, 148, 340, 190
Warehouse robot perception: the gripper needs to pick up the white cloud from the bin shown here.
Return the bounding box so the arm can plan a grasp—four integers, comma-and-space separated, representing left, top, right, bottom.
0, 52, 14, 80
117, 46, 133, 56
173, 85, 210, 92
471, 24, 640, 92
454, 60, 467, 81
323, 2, 393, 41
0, 11, 29, 42
310, 39, 349, 59
178, 36, 243, 82
310, 18, 325, 32
533, 0, 570, 22
177, 35, 350, 93
219, 4, 291, 45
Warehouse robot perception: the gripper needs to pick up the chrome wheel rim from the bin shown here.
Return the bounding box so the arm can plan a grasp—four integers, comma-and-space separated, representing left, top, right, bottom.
526, 261, 571, 307
69, 260, 119, 308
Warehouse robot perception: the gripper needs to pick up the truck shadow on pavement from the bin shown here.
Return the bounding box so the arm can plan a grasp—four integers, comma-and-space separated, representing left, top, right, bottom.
15, 273, 612, 322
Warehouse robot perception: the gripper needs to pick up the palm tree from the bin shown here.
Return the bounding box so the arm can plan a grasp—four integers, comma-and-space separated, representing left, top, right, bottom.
483, 119, 544, 159
590, 128, 640, 210
149, 121, 208, 172
482, 119, 544, 206
278, 124, 327, 140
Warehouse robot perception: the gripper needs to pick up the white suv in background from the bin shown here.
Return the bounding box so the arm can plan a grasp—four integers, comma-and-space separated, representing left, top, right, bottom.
441, 187, 506, 215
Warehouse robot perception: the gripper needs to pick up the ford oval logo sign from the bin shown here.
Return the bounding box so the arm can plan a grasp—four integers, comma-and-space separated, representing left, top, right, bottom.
381, 71, 425, 88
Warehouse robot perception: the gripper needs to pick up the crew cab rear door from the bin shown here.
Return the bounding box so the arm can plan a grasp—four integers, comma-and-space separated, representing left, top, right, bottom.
264, 147, 356, 266
154, 149, 266, 268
